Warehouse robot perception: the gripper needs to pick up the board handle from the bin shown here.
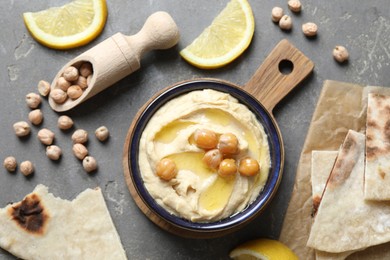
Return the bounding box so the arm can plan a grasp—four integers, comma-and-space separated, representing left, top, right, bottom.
244, 39, 314, 112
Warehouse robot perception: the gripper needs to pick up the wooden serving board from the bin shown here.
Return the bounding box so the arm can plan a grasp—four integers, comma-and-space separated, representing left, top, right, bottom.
122, 39, 314, 238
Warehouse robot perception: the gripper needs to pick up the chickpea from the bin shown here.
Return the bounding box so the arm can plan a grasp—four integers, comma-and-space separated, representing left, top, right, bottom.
37, 80, 51, 97
82, 156, 97, 173
238, 157, 260, 177
26, 93, 41, 109
28, 109, 43, 125
3, 156, 17, 172
79, 62, 93, 77
57, 77, 71, 91
333, 46, 349, 63
20, 160, 34, 176
75, 76, 88, 89
95, 126, 109, 142
67, 85, 83, 100
63, 66, 79, 82
50, 88, 68, 104
156, 158, 177, 181
271, 7, 284, 22
37, 128, 55, 145
202, 149, 223, 170
46, 145, 62, 160
72, 129, 88, 144
279, 15, 292, 30
193, 129, 218, 150
57, 115, 74, 130
218, 159, 237, 177
218, 133, 239, 155
72, 143, 88, 160
288, 0, 301, 12
13, 121, 31, 137
302, 22, 318, 37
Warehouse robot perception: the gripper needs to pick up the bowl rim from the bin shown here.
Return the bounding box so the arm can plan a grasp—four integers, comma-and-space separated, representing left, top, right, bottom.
126, 78, 284, 233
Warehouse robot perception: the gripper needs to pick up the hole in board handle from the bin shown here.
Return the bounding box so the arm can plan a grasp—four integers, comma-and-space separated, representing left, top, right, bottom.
278, 59, 294, 75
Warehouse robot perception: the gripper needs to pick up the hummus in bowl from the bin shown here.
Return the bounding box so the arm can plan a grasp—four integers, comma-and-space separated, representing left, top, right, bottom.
139, 88, 271, 222
126, 79, 283, 235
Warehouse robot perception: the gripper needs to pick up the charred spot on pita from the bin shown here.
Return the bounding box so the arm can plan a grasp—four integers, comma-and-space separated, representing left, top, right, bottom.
384, 120, 390, 142
378, 168, 386, 180
7, 193, 49, 234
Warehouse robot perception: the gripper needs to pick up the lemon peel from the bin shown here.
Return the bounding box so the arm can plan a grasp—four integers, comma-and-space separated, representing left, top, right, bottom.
180, 0, 255, 69
23, 0, 107, 50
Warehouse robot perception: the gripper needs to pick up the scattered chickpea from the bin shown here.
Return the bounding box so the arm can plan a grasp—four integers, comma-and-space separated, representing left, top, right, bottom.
28, 109, 43, 125
13, 121, 31, 137
57, 115, 74, 130
202, 149, 223, 170
75, 76, 88, 89
72, 143, 88, 160
37, 80, 51, 97
333, 46, 349, 63
46, 145, 62, 160
3, 156, 17, 172
72, 129, 88, 144
271, 7, 284, 22
37, 128, 55, 145
193, 129, 218, 150
218, 158, 237, 177
82, 156, 97, 173
26, 93, 41, 109
238, 157, 260, 176
50, 88, 68, 104
63, 66, 79, 82
302, 22, 318, 37
57, 77, 71, 91
279, 15, 292, 30
288, 0, 302, 12
218, 133, 239, 155
20, 160, 34, 176
67, 85, 83, 100
79, 62, 93, 77
156, 158, 177, 181
95, 126, 109, 142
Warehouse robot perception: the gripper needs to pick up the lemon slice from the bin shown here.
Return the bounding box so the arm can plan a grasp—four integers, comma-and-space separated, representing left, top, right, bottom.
23, 0, 108, 50
229, 239, 299, 260
180, 0, 255, 69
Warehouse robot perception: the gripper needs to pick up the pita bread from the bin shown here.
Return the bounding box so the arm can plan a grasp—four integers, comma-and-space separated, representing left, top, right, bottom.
0, 185, 127, 260
311, 150, 338, 216
364, 93, 390, 200
311, 151, 357, 259
307, 130, 390, 253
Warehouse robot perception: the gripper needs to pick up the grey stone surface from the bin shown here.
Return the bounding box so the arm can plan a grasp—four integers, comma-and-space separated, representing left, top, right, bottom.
0, 0, 389, 259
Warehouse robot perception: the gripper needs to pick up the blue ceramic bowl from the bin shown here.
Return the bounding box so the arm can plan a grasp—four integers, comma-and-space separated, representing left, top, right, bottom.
125, 79, 283, 237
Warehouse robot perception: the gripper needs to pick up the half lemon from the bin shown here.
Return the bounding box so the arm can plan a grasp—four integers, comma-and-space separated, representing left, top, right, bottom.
229, 238, 299, 260
180, 0, 255, 69
23, 0, 108, 50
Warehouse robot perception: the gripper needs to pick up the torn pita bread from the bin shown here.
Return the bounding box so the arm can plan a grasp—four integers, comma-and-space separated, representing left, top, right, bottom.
311, 150, 338, 216
0, 184, 127, 260
365, 93, 390, 200
307, 130, 390, 253
311, 151, 358, 260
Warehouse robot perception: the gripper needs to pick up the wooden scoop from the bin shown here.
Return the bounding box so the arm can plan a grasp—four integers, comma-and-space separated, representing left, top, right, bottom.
48, 11, 180, 112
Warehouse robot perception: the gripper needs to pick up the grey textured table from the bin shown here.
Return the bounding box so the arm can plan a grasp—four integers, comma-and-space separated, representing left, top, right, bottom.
1, 0, 389, 259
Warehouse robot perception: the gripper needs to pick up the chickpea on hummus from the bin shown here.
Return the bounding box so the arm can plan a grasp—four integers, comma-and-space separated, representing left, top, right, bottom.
138, 89, 271, 222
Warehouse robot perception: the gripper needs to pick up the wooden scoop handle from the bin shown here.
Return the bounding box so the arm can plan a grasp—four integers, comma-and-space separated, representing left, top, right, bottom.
126, 11, 181, 56
244, 39, 314, 112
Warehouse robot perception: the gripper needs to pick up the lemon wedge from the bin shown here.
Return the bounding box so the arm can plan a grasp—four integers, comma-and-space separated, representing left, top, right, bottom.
23, 0, 108, 50
180, 0, 255, 69
229, 238, 299, 260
